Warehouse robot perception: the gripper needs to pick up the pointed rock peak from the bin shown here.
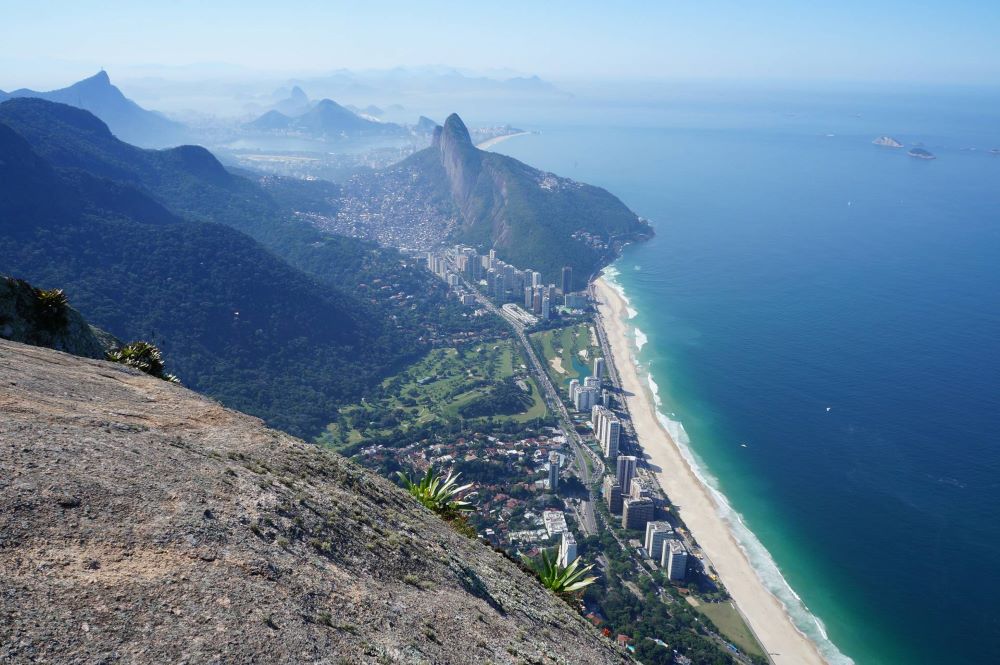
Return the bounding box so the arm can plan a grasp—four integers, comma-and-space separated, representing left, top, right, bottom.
83, 70, 112, 86
441, 113, 473, 147
289, 85, 307, 101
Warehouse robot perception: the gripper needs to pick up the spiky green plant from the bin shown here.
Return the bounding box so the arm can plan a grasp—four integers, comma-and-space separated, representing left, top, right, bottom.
107, 341, 179, 383
523, 549, 598, 596
33, 287, 69, 331
397, 467, 473, 518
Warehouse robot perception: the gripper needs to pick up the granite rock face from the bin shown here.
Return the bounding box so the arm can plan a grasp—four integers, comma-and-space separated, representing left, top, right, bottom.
0, 276, 116, 359
0, 339, 628, 664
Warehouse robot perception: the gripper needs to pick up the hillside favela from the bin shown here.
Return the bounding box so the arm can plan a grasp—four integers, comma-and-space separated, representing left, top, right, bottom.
2, 3, 999, 665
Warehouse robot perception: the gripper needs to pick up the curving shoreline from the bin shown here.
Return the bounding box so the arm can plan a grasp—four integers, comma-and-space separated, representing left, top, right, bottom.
593, 275, 830, 665
476, 131, 532, 150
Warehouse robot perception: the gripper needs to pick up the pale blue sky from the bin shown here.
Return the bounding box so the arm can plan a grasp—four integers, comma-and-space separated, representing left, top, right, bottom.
2, 0, 999, 88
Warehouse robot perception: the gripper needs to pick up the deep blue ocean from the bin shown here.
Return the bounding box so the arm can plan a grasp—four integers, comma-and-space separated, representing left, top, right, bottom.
487, 87, 1000, 664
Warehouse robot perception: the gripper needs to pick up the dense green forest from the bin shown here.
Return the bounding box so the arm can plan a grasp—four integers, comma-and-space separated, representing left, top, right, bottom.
0, 99, 497, 437
457, 377, 534, 418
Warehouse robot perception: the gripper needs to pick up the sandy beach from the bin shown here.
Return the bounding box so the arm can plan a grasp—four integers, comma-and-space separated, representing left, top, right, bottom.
594, 277, 826, 665
475, 131, 531, 150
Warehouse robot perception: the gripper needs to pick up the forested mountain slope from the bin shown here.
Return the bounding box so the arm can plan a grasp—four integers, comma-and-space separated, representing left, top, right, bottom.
0, 99, 492, 437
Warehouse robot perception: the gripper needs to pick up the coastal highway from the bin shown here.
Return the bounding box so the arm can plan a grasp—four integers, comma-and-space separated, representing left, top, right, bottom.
458, 276, 600, 536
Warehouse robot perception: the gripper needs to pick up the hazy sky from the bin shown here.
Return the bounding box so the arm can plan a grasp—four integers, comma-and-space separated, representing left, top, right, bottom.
2, 0, 999, 89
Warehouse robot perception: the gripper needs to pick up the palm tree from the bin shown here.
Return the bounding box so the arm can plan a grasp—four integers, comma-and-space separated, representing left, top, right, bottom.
524, 549, 598, 596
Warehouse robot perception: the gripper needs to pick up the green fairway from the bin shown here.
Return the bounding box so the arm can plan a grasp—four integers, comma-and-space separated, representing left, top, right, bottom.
695, 601, 766, 658
320, 339, 548, 449
530, 323, 602, 390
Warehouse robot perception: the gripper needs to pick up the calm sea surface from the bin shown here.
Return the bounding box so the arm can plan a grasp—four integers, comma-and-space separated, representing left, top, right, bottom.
490, 88, 1000, 664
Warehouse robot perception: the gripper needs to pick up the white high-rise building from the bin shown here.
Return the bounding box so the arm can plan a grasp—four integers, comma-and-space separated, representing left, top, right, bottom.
574, 386, 597, 412
541, 295, 551, 320
531, 271, 542, 288
663, 539, 689, 581
591, 404, 606, 429
644, 521, 674, 562
503, 264, 515, 288
568, 379, 580, 403
593, 357, 606, 381
558, 531, 577, 568
584, 375, 601, 391
591, 405, 620, 459
604, 417, 621, 459
630, 478, 652, 499
616, 455, 637, 495
622, 496, 654, 530
548, 451, 561, 491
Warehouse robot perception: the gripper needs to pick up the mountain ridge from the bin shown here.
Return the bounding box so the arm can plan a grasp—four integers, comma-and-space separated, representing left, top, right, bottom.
4, 71, 185, 147
397, 113, 652, 281
0, 99, 428, 437
248, 98, 406, 138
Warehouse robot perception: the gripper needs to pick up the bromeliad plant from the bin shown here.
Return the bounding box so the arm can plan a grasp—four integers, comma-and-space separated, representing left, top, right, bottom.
107, 341, 180, 383
33, 287, 69, 331
523, 549, 598, 596
397, 467, 473, 519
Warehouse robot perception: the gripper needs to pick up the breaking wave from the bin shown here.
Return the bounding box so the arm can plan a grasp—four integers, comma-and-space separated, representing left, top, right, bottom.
605, 267, 853, 665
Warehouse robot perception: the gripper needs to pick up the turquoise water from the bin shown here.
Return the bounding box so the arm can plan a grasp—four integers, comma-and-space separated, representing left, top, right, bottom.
491, 90, 1000, 664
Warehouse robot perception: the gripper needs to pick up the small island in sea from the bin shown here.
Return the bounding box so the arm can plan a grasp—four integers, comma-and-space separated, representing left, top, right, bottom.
873, 135, 904, 148
908, 147, 936, 160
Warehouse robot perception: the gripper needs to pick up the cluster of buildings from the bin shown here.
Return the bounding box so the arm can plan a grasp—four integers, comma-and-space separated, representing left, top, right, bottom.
591, 404, 622, 459
644, 522, 689, 581
427, 245, 589, 319
325, 167, 461, 252
601, 456, 689, 581
569, 357, 609, 413
364, 428, 583, 553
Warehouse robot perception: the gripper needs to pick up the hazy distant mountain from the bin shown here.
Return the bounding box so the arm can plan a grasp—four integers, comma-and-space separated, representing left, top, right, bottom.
346, 103, 384, 117
5, 71, 185, 147
247, 98, 406, 138
248, 109, 294, 131
270, 85, 311, 116
415, 115, 438, 134
296, 67, 569, 102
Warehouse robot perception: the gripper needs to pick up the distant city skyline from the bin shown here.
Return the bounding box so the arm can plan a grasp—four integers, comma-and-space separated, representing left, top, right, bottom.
3, 0, 1000, 90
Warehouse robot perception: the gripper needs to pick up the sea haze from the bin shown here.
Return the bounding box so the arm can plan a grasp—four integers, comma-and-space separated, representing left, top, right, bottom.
492, 86, 1000, 665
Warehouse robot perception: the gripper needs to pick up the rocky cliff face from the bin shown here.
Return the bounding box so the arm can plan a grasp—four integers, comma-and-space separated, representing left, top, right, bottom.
0, 339, 628, 664
433, 113, 493, 225
0, 277, 116, 359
